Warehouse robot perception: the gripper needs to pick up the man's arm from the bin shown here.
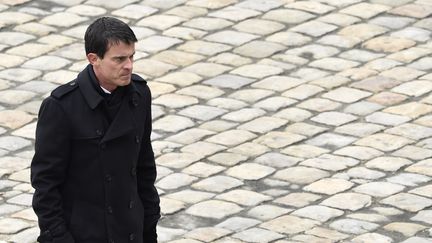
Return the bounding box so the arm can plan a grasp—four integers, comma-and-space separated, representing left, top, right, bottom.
31, 98, 75, 243
136, 85, 160, 243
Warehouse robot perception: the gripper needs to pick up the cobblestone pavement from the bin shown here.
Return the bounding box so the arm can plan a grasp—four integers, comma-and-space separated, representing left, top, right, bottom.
0, 0, 432, 242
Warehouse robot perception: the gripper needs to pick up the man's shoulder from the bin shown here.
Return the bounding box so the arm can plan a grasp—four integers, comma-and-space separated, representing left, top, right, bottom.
51, 80, 79, 99
131, 73, 147, 84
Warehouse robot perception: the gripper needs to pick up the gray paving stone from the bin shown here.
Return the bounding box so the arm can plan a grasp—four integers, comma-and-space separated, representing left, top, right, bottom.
305, 227, 350, 242
208, 52, 252, 67
163, 26, 207, 40
247, 204, 291, 221
165, 5, 207, 19
387, 173, 431, 187
208, 152, 247, 166
216, 189, 271, 206
381, 193, 432, 212
204, 74, 255, 89
292, 205, 344, 222
291, 21, 338, 37
366, 112, 411, 126
384, 222, 426, 237
0, 110, 34, 129
0, 218, 31, 234
207, 98, 248, 110
0, 136, 31, 151
204, 30, 258, 45
411, 210, 432, 224
307, 133, 357, 150
233, 19, 285, 36
156, 173, 198, 190
355, 133, 413, 152
384, 102, 432, 119
66, 4, 107, 16
335, 123, 384, 137
318, 34, 361, 48
228, 142, 270, 157
283, 84, 324, 100
238, 116, 287, 133
209, 6, 261, 21
165, 190, 214, 204
255, 152, 301, 168
311, 112, 357, 126
226, 163, 275, 180
153, 115, 195, 132
181, 141, 226, 157
186, 200, 242, 219
111, 4, 158, 19
156, 152, 202, 169
286, 1, 335, 14
152, 51, 204, 67
235, 0, 284, 11
261, 215, 320, 235
253, 96, 296, 111
319, 12, 361, 26
178, 40, 232, 55
0, 68, 42, 82
0, 90, 37, 106
232, 228, 284, 243
0, 204, 23, 217
400, 237, 432, 243
274, 166, 330, 184
153, 94, 198, 108
137, 14, 186, 30
6, 193, 32, 206
0, 31, 35, 46
234, 41, 285, 58
222, 108, 266, 122
409, 184, 432, 198
192, 175, 243, 193
178, 105, 227, 121
406, 159, 432, 176
183, 17, 233, 31
354, 182, 405, 197
301, 154, 360, 172
393, 145, 432, 160
182, 62, 232, 77
136, 35, 183, 53
321, 193, 372, 211
341, 2, 390, 19
185, 227, 231, 242
339, 23, 388, 40
330, 219, 379, 234
304, 178, 354, 195
182, 162, 225, 178
22, 55, 71, 71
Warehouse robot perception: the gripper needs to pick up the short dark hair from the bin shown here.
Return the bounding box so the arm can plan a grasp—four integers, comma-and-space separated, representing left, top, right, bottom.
84, 17, 137, 58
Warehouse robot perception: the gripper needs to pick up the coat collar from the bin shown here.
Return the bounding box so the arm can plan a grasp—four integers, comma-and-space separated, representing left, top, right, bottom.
77, 64, 142, 110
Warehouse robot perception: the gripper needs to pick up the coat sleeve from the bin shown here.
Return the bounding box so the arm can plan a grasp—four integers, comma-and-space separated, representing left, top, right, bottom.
136, 85, 160, 243
31, 97, 75, 243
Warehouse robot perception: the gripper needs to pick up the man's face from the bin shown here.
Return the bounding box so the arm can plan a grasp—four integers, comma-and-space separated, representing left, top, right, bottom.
88, 41, 135, 91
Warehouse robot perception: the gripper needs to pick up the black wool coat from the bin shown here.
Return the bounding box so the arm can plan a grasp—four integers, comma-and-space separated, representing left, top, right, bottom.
31, 65, 160, 243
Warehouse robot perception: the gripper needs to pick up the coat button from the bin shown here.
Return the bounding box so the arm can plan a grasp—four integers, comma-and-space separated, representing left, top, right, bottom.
107, 206, 113, 214
135, 135, 140, 144
101, 143, 106, 150
131, 167, 137, 176
129, 200, 134, 209
96, 129, 103, 136
129, 233, 135, 241
105, 174, 112, 182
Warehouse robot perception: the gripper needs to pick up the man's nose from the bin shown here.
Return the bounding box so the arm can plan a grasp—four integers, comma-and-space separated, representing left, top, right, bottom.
124, 57, 133, 69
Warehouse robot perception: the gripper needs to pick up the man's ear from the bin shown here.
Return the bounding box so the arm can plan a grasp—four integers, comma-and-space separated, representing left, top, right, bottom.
87, 53, 99, 65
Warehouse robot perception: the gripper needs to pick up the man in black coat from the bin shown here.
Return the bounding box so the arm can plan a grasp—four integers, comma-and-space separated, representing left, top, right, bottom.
31, 17, 160, 243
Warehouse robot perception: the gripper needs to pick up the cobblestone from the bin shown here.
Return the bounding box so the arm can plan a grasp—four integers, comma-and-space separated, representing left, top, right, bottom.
2, 0, 432, 242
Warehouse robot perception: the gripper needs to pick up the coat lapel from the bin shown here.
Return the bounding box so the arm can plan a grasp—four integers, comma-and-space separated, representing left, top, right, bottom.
101, 87, 141, 143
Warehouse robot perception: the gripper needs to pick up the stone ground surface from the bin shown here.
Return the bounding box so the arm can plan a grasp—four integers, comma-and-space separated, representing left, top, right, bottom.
0, 0, 432, 242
